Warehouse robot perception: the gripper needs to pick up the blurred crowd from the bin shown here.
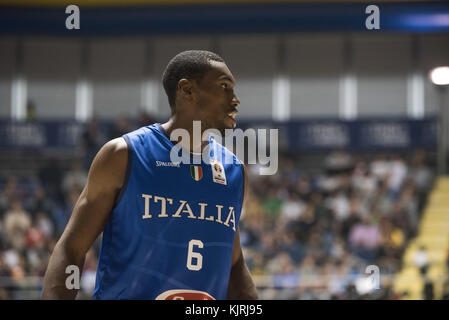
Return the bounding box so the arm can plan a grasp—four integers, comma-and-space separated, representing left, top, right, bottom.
240, 149, 435, 299
0, 116, 438, 299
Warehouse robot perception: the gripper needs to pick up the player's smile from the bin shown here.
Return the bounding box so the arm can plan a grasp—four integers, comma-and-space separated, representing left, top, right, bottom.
225, 109, 238, 128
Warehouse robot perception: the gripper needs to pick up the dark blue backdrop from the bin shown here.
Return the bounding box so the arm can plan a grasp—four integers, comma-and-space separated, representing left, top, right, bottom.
0, 118, 437, 152
0, 2, 448, 36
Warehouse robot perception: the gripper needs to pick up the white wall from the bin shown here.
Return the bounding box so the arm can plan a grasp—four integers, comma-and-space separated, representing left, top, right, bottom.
90, 38, 145, 119
24, 37, 80, 118
0, 37, 16, 118
0, 32, 448, 120
287, 34, 343, 118
353, 34, 411, 117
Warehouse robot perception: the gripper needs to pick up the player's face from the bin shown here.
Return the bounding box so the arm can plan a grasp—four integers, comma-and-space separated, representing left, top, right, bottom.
193, 61, 240, 134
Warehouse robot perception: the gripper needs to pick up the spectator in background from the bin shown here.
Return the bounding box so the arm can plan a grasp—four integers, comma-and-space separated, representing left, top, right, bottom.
266, 251, 296, 276
325, 190, 350, 222
386, 155, 408, 200
268, 252, 299, 300
423, 274, 434, 300
25, 100, 36, 122
38, 157, 63, 204
279, 193, 305, 227
279, 231, 304, 264
399, 180, 419, 237
292, 203, 316, 245
62, 159, 87, 193
379, 216, 405, 259
408, 149, 434, 214
81, 116, 105, 171
0, 254, 11, 299
352, 160, 377, 196
4, 200, 31, 251
348, 215, 382, 262
256, 232, 278, 262
413, 245, 429, 276
296, 174, 312, 199
137, 110, 157, 128
262, 188, 283, 221
371, 154, 390, 182
34, 211, 54, 240
328, 258, 350, 299
324, 149, 353, 175
25, 225, 46, 272
2, 247, 26, 293
23, 186, 55, 220
247, 251, 265, 277
341, 209, 361, 243
108, 115, 131, 140
0, 176, 22, 211
53, 186, 81, 236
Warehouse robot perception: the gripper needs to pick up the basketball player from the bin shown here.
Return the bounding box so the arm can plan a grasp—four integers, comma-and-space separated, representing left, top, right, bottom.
42, 50, 258, 300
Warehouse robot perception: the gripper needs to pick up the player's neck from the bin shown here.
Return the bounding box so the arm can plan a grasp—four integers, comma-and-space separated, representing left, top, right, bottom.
161, 116, 208, 154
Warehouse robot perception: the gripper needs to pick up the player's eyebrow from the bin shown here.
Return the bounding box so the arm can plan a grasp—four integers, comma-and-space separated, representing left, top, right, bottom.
218, 75, 235, 85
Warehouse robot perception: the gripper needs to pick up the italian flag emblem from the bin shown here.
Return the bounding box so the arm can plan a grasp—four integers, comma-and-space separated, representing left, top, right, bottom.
190, 165, 203, 181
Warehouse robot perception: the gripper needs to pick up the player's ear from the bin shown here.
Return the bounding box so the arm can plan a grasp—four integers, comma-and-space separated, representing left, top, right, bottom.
177, 79, 193, 100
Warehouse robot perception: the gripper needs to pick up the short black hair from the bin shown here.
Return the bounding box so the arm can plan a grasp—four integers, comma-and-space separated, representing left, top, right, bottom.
162, 50, 225, 113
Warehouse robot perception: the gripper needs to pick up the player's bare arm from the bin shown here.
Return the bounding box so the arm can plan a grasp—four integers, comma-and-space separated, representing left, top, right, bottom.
41, 138, 128, 299
227, 164, 258, 300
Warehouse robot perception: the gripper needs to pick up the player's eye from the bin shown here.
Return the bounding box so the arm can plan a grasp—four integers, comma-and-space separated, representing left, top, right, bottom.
221, 83, 228, 89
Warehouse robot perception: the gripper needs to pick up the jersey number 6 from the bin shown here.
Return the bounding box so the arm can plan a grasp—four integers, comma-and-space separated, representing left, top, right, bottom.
187, 239, 203, 271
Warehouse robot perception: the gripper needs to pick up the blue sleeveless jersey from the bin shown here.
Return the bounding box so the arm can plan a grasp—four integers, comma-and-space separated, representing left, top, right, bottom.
92, 123, 244, 300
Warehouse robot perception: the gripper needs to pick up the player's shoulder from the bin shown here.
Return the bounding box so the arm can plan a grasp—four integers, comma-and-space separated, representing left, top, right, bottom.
104, 136, 128, 152
123, 124, 159, 145
98, 137, 129, 167
87, 137, 129, 189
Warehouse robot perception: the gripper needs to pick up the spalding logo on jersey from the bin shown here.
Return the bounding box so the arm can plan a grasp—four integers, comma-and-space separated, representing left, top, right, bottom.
155, 289, 215, 300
